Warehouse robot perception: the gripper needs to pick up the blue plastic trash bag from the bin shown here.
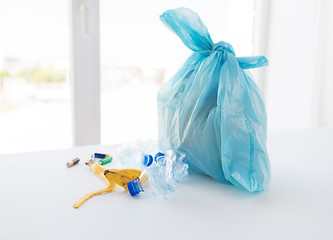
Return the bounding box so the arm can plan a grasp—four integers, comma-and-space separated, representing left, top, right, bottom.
157, 8, 270, 192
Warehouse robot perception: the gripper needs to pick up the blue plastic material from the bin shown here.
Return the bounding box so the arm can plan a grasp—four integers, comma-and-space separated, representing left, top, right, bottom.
154, 152, 165, 162
127, 179, 143, 196
143, 154, 153, 167
157, 8, 271, 192
154, 152, 167, 166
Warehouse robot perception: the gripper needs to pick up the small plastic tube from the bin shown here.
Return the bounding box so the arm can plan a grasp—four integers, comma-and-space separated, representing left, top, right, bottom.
67, 158, 80, 168
99, 156, 112, 165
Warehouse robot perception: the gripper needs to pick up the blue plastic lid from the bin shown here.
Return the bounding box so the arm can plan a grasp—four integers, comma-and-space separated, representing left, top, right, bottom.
143, 154, 153, 166
127, 179, 143, 196
154, 152, 165, 162
155, 152, 167, 166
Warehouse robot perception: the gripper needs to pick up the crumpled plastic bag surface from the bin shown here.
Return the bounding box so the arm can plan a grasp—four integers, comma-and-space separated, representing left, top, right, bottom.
157, 8, 270, 192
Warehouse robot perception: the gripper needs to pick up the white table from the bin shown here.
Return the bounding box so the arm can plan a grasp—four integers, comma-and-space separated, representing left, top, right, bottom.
0, 128, 332, 240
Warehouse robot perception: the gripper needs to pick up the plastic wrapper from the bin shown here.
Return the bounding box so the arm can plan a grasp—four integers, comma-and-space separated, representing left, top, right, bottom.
157, 8, 271, 192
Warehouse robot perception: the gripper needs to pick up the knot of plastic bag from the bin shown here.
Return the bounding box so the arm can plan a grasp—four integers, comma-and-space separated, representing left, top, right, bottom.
212, 41, 235, 56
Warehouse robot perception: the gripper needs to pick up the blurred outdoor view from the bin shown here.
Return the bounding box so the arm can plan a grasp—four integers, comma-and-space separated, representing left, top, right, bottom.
0, 0, 254, 154
0, 0, 71, 154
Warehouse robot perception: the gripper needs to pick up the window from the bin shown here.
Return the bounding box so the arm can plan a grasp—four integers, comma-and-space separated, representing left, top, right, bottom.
0, 0, 255, 154
0, 0, 70, 154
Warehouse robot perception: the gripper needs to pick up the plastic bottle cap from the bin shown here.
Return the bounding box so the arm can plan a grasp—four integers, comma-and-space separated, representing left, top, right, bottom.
154, 152, 166, 166
127, 179, 143, 196
143, 154, 153, 166
154, 152, 165, 162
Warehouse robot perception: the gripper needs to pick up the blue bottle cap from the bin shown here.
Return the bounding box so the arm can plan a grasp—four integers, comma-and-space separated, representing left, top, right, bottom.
181, 156, 188, 164
143, 154, 153, 166
127, 179, 143, 196
154, 152, 165, 162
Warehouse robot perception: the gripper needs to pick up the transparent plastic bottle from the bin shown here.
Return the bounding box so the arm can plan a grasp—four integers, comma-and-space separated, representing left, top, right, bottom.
113, 142, 153, 170
127, 151, 189, 199
168, 151, 189, 182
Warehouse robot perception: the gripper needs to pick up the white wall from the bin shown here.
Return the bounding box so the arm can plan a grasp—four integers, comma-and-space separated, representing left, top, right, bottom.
255, 0, 333, 130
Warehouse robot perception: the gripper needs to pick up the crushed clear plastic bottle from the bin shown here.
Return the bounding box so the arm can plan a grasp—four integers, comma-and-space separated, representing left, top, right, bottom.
112, 142, 154, 170
127, 150, 189, 199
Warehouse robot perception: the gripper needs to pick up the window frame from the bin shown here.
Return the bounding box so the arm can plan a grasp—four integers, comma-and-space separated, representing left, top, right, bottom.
70, 0, 101, 146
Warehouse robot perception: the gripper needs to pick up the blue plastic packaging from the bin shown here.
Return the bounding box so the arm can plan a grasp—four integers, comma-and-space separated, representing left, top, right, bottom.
157, 8, 271, 192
